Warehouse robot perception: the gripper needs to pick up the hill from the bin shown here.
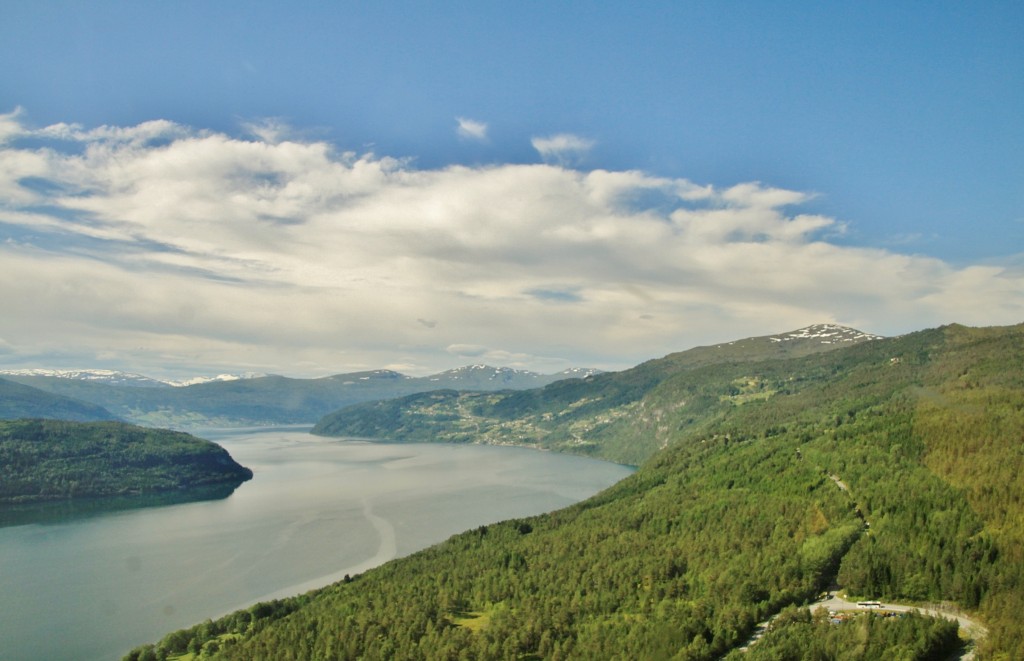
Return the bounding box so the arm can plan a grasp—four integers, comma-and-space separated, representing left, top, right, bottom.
0, 377, 118, 422
0, 419, 253, 506
1, 366, 600, 429
312, 324, 883, 464
129, 322, 1024, 659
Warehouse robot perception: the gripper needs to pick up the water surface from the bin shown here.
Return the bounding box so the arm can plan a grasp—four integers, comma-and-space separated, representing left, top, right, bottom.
0, 429, 633, 660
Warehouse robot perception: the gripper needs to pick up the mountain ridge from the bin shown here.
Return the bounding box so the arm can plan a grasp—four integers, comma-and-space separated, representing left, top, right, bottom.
312, 323, 884, 464
129, 321, 1024, 659
0, 364, 605, 428
3, 323, 878, 390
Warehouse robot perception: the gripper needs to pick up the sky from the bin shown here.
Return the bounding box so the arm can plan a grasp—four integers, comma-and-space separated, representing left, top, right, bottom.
1, 2, 1022, 380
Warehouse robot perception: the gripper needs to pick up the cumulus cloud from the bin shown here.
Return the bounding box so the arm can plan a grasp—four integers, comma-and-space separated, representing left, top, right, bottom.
531, 133, 595, 165
1, 113, 1021, 378
456, 117, 488, 141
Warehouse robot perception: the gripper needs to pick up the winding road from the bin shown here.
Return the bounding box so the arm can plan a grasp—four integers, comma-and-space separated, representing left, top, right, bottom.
737, 471, 988, 657
739, 593, 986, 658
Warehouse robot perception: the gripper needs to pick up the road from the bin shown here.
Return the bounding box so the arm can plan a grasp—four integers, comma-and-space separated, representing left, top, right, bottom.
738, 592, 987, 659
737, 471, 987, 657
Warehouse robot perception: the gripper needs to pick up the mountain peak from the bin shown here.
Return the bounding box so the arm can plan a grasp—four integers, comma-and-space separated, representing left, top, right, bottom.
164, 372, 266, 387
433, 365, 541, 381
770, 324, 883, 345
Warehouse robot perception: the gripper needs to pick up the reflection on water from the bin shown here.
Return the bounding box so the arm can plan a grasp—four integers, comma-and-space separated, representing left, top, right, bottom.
0, 481, 244, 528
0, 429, 633, 661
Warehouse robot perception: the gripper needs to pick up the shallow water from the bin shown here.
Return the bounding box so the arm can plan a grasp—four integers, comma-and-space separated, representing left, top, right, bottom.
0, 428, 633, 660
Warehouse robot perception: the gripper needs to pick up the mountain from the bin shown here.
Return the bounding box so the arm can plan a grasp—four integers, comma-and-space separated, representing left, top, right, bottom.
163, 373, 266, 387
312, 324, 884, 464
428, 365, 544, 387
0, 419, 253, 505
131, 322, 1024, 659
1, 365, 601, 428
767, 323, 882, 344
0, 368, 171, 388
0, 377, 118, 421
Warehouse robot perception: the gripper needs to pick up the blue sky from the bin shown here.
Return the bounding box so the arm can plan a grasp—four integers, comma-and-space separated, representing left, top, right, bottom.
1, 2, 1022, 379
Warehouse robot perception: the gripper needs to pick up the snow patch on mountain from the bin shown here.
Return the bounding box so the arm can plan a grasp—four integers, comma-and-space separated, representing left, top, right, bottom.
554, 367, 604, 379
770, 324, 884, 344
436, 365, 542, 380
0, 368, 267, 387
0, 369, 169, 387
164, 373, 266, 387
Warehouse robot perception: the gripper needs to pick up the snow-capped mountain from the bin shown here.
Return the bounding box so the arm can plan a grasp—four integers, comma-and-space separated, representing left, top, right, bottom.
428, 365, 603, 382
769, 324, 884, 344
163, 373, 266, 387
433, 364, 540, 380
0, 369, 266, 388
555, 367, 604, 379
0, 369, 169, 388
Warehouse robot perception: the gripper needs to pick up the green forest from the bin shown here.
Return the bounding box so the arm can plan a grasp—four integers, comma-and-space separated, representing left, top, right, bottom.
128, 323, 1023, 659
0, 419, 253, 505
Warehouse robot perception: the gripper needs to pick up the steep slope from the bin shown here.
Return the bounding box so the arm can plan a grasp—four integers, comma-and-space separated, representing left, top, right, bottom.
0, 377, 118, 421
132, 323, 1024, 659
312, 324, 883, 464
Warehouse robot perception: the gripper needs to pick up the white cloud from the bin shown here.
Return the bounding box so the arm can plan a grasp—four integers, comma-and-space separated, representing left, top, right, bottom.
35, 118, 187, 145
243, 118, 294, 144
1, 114, 1021, 378
0, 107, 27, 144
531, 133, 595, 165
447, 344, 488, 357
456, 117, 488, 141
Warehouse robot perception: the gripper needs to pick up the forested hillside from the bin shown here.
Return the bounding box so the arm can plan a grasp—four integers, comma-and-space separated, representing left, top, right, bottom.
313, 324, 880, 465
129, 323, 1023, 659
0, 419, 253, 505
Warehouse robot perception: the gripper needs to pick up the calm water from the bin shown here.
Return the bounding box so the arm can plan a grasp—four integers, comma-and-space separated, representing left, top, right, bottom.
0, 429, 633, 661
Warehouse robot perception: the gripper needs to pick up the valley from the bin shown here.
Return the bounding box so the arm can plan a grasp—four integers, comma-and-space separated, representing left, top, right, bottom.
0, 366, 601, 430
122, 322, 1024, 659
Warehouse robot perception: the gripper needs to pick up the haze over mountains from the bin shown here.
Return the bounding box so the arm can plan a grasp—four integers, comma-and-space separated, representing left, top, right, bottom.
0, 323, 880, 437
0, 378, 119, 422
0, 325, 876, 431
313, 324, 887, 464
0, 363, 605, 429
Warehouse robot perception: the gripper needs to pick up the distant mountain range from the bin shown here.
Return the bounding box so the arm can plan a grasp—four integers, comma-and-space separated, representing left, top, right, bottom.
0, 368, 267, 388
0, 326, 879, 429
131, 321, 1024, 659
312, 324, 886, 464
0, 364, 604, 428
